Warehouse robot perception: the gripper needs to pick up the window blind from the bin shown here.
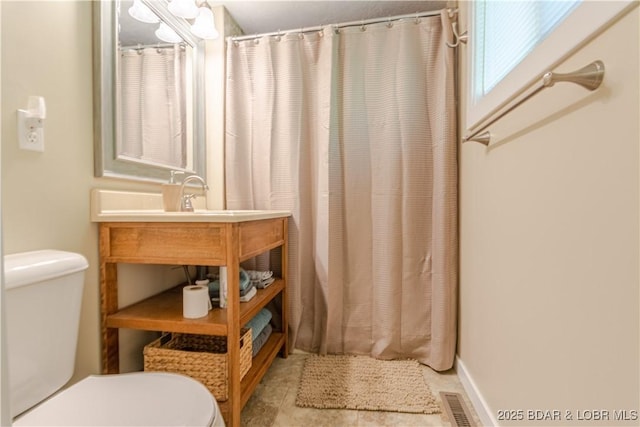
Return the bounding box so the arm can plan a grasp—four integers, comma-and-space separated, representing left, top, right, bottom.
473, 0, 580, 101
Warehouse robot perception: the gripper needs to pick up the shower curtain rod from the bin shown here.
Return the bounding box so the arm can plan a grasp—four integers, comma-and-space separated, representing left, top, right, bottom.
120, 42, 187, 50
229, 8, 452, 42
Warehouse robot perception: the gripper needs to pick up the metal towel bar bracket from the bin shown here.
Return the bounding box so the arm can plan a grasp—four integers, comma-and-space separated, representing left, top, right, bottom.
464, 60, 605, 146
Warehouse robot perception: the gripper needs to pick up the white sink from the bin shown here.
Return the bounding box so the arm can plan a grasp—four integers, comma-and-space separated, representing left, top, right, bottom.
90, 190, 290, 223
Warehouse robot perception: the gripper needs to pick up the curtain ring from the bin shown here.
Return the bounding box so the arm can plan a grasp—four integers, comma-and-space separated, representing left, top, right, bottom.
386, 18, 393, 28
275, 29, 282, 42
360, 20, 366, 31
414, 14, 421, 24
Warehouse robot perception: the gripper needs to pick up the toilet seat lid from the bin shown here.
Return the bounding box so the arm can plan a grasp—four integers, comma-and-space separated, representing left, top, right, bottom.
13, 372, 218, 426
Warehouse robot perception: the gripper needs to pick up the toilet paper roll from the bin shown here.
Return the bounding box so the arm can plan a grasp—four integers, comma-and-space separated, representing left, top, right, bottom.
183, 285, 211, 319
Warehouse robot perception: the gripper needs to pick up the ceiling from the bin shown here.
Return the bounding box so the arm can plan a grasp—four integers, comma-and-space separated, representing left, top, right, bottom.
119, 1, 448, 46
215, 1, 448, 35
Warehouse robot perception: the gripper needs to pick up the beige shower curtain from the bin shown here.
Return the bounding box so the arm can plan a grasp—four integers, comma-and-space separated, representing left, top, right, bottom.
117, 47, 186, 168
226, 11, 457, 370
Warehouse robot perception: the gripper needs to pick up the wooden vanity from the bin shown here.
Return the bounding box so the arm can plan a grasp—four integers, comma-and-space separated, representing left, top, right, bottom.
98, 214, 289, 427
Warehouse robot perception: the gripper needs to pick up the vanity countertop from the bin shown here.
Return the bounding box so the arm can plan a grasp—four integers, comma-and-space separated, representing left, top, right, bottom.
90, 189, 290, 223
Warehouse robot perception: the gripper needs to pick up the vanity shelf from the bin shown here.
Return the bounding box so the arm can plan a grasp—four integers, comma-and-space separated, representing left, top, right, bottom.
98, 216, 289, 427
106, 280, 285, 336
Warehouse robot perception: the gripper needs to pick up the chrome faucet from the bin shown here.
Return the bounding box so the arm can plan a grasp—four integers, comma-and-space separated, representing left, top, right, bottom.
180, 175, 209, 212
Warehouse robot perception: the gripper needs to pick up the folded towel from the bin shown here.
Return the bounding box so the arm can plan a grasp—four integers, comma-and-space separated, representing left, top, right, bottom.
246, 270, 273, 281
255, 277, 275, 289
245, 308, 272, 339
251, 323, 273, 357
240, 286, 257, 302
246, 270, 275, 289
210, 282, 255, 299
208, 269, 251, 297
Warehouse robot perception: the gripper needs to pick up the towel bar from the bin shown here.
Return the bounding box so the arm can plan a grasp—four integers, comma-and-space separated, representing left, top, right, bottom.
464, 60, 605, 146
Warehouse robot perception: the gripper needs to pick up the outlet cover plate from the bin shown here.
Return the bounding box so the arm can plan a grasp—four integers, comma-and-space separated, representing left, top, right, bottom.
17, 110, 45, 152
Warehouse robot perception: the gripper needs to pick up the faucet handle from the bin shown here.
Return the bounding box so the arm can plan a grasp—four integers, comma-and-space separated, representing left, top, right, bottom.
181, 193, 196, 212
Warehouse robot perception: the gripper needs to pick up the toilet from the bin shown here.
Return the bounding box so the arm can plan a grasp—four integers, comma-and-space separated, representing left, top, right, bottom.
4, 250, 225, 426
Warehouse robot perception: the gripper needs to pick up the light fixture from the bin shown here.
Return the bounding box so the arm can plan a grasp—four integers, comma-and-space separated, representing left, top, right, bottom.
155, 22, 182, 43
167, 0, 199, 19
128, 0, 160, 24
190, 5, 219, 40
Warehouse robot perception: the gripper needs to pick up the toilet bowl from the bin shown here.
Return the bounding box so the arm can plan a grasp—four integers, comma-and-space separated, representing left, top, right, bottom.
5, 250, 225, 426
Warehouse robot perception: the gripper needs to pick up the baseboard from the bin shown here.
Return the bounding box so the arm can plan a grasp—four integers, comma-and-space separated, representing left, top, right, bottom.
455, 356, 498, 427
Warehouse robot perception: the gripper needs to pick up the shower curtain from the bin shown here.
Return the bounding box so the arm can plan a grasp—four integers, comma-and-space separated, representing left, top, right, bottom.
117, 46, 186, 168
226, 11, 457, 370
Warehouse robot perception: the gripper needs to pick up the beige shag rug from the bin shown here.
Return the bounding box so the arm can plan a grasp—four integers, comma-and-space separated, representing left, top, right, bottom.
295, 355, 440, 414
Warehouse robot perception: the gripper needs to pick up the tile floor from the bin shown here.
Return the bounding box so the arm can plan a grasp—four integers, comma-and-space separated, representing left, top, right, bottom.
240, 352, 482, 426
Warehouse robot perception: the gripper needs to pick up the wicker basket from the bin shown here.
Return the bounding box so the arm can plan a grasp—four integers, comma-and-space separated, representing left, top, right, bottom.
143, 329, 252, 401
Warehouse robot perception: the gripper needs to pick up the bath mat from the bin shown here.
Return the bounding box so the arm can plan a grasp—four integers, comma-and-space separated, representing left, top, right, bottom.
295, 354, 440, 414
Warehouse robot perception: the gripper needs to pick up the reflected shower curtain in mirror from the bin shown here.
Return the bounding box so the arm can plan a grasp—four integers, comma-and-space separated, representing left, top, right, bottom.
117, 47, 186, 168
226, 11, 457, 370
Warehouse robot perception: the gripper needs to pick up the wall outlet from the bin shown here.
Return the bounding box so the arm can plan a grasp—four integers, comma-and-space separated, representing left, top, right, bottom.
18, 110, 45, 152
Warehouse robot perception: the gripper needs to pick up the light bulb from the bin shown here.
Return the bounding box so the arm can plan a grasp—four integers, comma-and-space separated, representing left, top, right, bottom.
128, 0, 160, 24
191, 7, 219, 39
155, 22, 182, 43
168, 0, 199, 19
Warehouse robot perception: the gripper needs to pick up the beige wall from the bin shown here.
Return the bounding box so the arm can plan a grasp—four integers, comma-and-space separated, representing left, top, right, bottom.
2, 0, 101, 382
0, 0, 226, 386
206, 5, 242, 209
458, 4, 639, 426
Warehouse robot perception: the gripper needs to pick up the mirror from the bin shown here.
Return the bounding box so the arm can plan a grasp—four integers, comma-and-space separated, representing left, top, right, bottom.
93, 0, 206, 182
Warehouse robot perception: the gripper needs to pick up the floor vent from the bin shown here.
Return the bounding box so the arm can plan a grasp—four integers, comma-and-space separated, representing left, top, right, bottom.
440, 391, 476, 427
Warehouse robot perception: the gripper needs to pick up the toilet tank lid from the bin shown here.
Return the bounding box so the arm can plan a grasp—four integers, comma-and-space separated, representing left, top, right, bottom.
4, 250, 89, 290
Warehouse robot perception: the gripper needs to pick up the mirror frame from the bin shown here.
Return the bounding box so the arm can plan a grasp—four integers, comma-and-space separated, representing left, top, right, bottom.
93, 0, 206, 183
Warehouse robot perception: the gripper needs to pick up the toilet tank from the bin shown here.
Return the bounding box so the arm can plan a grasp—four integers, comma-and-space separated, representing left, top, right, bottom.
4, 250, 89, 418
